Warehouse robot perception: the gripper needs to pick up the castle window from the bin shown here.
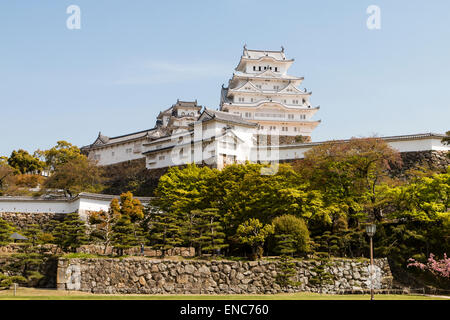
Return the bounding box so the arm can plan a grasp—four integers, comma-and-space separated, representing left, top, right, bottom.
159, 155, 165, 160
275, 67, 278, 72
288, 114, 294, 119
258, 66, 261, 71
253, 66, 256, 71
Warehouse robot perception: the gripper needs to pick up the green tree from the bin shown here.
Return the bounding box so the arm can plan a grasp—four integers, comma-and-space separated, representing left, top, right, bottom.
0, 218, 14, 245
236, 218, 274, 260
101, 192, 146, 255
35, 140, 84, 171
192, 208, 228, 256
149, 209, 183, 257
5, 252, 45, 287
44, 156, 104, 197
24, 224, 43, 247
388, 169, 450, 222
7, 149, 45, 174
216, 163, 325, 244
53, 213, 88, 252
276, 254, 300, 288
180, 209, 203, 250
272, 214, 310, 256
0, 274, 27, 288
297, 137, 402, 226
154, 164, 218, 216
111, 215, 137, 256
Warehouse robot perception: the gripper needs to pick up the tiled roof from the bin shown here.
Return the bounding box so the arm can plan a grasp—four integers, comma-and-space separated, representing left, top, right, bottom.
233, 71, 303, 81
199, 108, 257, 127
277, 133, 447, 148
81, 128, 159, 150
244, 48, 287, 61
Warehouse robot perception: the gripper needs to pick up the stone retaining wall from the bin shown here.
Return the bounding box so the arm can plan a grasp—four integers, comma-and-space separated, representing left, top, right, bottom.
57, 257, 393, 294
395, 150, 449, 175
75, 245, 195, 257
0, 212, 65, 230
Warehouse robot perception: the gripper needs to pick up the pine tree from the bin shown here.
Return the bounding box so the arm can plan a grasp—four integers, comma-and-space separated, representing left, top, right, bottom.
24, 224, 42, 247
276, 255, 300, 288
111, 215, 137, 256
108, 193, 145, 254
0, 218, 14, 245
181, 210, 200, 249
275, 233, 301, 288
53, 213, 88, 252
193, 208, 228, 256
149, 209, 183, 257
275, 233, 297, 256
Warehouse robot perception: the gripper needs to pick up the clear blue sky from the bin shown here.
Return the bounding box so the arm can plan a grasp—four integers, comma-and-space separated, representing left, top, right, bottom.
1, 0, 449, 157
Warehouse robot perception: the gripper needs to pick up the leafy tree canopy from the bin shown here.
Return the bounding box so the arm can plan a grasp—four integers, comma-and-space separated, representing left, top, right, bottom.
44, 156, 104, 197
36, 140, 84, 171
7, 149, 45, 175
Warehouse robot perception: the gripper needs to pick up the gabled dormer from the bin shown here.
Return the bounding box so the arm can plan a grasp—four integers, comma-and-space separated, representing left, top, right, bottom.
278, 83, 311, 95
92, 132, 109, 146
229, 80, 261, 93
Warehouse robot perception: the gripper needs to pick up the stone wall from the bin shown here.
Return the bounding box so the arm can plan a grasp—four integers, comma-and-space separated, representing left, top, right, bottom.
57, 257, 393, 294
392, 150, 450, 177
75, 245, 195, 257
0, 212, 65, 230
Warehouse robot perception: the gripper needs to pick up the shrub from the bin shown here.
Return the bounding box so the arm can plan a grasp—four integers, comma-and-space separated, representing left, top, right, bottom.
272, 214, 310, 255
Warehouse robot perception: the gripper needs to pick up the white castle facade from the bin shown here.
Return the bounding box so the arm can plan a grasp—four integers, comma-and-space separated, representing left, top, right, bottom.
81, 47, 449, 170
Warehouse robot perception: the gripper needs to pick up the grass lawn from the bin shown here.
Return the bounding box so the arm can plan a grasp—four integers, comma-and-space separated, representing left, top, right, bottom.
0, 288, 447, 300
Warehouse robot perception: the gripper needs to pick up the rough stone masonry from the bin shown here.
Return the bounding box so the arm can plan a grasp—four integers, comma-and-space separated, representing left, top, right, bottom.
57, 257, 393, 294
